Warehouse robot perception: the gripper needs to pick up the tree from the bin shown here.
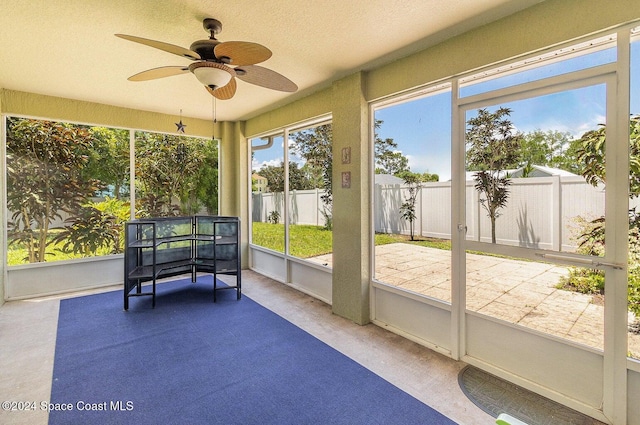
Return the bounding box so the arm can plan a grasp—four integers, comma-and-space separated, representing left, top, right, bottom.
288, 118, 413, 191
466, 107, 522, 243
53, 197, 132, 255
6, 117, 98, 262
398, 172, 423, 241
518, 129, 580, 174
135, 132, 206, 216
563, 115, 640, 319
576, 115, 640, 196
258, 163, 286, 193
289, 124, 333, 228
374, 119, 410, 175
397, 170, 439, 182
376, 150, 410, 175
184, 138, 219, 214
289, 124, 333, 202
84, 127, 130, 199
257, 162, 314, 193
577, 126, 606, 189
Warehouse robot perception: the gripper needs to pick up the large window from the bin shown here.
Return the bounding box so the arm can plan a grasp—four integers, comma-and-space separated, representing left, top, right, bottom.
456, 30, 640, 356
463, 82, 608, 350
372, 87, 452, 302
370, 29, 640, 359
288, 123, 333, 265
5, 118, 218, 265
458, 30, 619, 350
6, 118, 130, 265
250, 120, 333, 264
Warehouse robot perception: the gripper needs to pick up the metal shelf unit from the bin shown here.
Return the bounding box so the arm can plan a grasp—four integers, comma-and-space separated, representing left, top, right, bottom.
124, 215, 241, 309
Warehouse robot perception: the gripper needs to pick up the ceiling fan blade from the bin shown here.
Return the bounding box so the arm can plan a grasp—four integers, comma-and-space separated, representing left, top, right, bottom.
235, 65, 297, 92
206, 77, 237, 100
116, 34, 201, 60
128, 66, 190, 81
214, 41, 272, 66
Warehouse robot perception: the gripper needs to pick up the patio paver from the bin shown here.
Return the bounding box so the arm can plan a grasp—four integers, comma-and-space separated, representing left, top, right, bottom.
309, 243, 640, 357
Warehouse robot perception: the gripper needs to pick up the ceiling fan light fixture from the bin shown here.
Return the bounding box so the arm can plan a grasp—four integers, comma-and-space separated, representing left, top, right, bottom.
188, 62, 234, 89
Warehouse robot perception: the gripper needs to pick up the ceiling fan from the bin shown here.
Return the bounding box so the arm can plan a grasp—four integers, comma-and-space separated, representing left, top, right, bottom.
116, 18, 297, 100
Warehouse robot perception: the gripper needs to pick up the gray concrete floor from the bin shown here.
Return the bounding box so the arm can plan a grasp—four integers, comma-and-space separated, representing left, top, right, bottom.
0, 270, 494, 425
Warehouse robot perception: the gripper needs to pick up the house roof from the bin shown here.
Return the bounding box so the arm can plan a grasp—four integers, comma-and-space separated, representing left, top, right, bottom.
375, 174, 405, 185
511, 164, 578, 178
0, 0, 543, 123
464, 165, 578, 181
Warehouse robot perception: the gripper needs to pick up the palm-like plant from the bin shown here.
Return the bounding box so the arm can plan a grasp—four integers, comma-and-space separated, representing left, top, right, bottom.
466, 107, 521, 243
399, 173, 423, 241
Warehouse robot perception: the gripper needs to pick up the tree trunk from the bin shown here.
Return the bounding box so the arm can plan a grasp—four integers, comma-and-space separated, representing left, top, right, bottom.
490, 214, 496, 244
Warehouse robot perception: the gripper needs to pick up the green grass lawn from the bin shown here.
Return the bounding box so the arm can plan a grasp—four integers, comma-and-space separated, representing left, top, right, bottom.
5, 222, 501, 265
7, 229, 113, 266
7, 222, 450, 265
7, 241, 112, 265
251, 222, 451, 258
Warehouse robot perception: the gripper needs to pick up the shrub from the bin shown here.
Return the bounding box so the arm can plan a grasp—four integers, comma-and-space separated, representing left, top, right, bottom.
561, 211, 640, 323
627, 222, 640, 320
321, 207, 332, 231
267, 210, 280, 224
558, 268, 604, 295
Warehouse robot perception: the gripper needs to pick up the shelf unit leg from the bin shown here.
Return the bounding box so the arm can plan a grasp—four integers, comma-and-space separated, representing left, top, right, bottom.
213, 273, 217, 303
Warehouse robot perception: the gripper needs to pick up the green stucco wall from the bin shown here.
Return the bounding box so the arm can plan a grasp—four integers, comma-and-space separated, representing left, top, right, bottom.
0, 89, 218, 136
330, 72, 371, 324
244, 87, 332, 137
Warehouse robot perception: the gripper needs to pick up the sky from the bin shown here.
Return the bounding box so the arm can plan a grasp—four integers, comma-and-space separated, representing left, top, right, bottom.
375, 83, 607, 181
253, 37, 640, 182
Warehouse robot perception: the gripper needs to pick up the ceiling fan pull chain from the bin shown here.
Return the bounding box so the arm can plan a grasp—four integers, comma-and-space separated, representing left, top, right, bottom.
212, 97, 217, 140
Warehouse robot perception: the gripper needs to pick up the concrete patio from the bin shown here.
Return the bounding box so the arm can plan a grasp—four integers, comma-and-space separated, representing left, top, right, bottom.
311, 243, 640, 358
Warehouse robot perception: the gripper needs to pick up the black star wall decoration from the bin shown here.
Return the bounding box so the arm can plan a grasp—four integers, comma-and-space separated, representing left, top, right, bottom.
175, 109, 186, 133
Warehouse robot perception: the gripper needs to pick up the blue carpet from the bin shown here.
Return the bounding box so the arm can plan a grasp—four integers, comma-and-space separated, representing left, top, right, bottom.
49, 276, 456, 424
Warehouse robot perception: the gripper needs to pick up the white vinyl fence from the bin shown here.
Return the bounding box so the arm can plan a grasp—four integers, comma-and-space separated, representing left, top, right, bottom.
252, 189, 329, 227
252, 176, 622, 251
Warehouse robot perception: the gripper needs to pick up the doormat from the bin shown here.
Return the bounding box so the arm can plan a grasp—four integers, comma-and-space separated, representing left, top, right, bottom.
458, 366, 605, 425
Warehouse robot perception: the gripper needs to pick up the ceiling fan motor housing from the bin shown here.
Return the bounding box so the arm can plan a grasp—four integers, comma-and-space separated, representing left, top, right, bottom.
190, 39, 224, 62
190, 18, 231, 63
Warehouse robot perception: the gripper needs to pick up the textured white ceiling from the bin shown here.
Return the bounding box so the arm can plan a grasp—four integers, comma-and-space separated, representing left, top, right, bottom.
0, 0, 543, 122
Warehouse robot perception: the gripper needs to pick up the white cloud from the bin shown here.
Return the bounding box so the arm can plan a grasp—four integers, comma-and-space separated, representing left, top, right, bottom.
252, 158, 282, 171
406, 153, 451, 181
